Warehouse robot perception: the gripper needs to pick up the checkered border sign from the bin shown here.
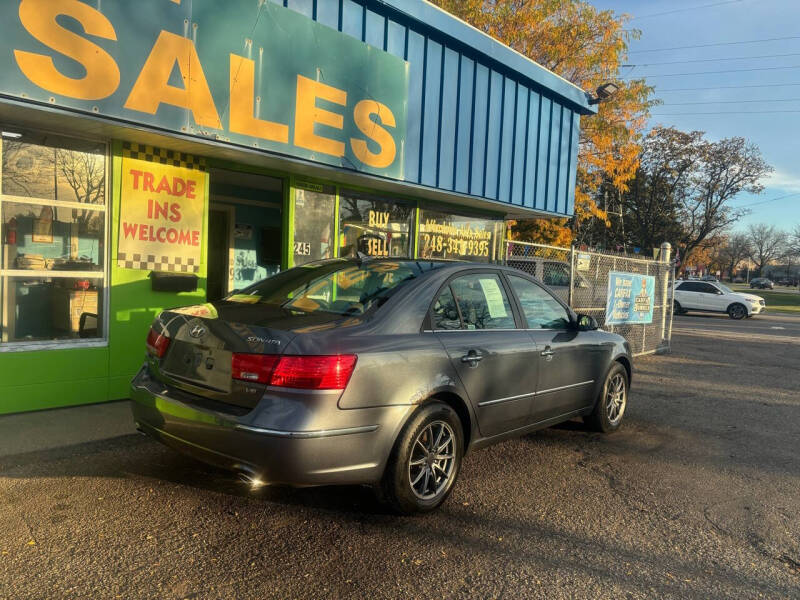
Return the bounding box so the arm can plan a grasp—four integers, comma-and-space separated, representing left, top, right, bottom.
121, 141, 206, 171
118, 252, 198, 273
118, 142, 205, 273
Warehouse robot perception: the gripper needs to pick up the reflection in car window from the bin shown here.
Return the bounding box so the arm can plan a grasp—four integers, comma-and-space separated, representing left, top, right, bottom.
508, 275, 570, 330
432, 286, 462, 330
239, 260, 429, 316
449, 274, 515, 330
542, 263, 570, 287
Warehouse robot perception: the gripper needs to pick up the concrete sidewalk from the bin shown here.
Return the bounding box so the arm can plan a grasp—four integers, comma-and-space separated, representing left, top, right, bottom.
0, 401, 135, 458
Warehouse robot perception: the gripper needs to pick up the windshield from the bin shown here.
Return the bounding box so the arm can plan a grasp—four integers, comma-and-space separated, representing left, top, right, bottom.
717, 283, 734, 294
230, 260, 439, 316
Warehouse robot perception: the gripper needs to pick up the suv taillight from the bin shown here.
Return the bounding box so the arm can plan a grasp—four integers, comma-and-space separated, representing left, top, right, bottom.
231, 354, 357, 390
146, 327, 170, 358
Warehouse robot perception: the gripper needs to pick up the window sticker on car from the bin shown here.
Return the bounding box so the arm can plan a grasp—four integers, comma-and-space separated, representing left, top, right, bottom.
478, 277, 508, 319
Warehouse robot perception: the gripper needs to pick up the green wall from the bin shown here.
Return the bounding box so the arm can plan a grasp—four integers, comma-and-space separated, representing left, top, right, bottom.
0, 141, 210, 415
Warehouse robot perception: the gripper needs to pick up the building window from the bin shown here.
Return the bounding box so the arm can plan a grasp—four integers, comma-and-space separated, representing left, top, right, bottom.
338, 189, 413, 258
418, 208, 504, 262
0, 130, 107, 347
293, 182, 335, 266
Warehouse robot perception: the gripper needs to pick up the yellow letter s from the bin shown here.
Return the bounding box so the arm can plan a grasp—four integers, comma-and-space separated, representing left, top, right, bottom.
14, 0, 120, 101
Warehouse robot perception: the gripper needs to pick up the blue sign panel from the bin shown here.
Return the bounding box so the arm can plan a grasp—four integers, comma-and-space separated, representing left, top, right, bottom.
606, 272, 655, 325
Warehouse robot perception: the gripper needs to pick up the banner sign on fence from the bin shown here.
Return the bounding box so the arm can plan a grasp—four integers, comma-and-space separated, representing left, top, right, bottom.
576, 252, 591, 271
606, 271, 655, 325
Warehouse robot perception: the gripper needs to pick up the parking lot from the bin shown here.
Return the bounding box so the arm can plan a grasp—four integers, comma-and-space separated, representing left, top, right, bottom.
1, 313, 799, 599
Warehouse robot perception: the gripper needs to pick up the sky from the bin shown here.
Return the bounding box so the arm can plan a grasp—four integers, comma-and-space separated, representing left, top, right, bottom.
589, 0, 800, 234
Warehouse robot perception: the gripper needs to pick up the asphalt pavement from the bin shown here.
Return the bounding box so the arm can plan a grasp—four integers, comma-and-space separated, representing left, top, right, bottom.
1, 314, 798, 599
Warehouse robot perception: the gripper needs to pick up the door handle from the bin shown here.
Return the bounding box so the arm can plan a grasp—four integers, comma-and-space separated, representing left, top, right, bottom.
541, 346, 554, 360
460, 351, 483, 365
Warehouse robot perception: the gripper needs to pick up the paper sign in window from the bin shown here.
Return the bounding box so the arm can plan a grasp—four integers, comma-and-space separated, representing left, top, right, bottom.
479, 278, 508, 319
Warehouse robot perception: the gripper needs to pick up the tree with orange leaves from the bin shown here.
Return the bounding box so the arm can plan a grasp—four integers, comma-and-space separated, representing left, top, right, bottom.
431, 0, 655, 246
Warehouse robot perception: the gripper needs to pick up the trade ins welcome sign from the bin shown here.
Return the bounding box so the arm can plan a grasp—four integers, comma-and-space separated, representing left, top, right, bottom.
117, 157, 206, 273
0, 0, 409, 178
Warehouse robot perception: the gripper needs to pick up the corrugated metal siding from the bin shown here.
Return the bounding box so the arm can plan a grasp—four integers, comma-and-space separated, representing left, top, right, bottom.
277, 0, 583, 217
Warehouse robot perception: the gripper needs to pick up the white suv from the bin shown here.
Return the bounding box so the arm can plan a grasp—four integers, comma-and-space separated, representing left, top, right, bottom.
672, 280, 766, 319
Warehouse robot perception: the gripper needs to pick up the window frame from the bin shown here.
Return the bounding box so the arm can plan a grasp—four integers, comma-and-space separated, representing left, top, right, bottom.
427, 268, 525, 332
0, 128, 110, 353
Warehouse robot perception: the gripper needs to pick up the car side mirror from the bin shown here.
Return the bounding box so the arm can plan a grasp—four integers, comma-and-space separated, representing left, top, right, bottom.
575, 313, 599, 331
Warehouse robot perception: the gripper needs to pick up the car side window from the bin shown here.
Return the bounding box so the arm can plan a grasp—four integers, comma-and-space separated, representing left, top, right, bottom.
508, 275, 571, 330
678, 282, 704, 292
431, 286, 462, 330
448, 274, 516, 330
698, 283, 719, 294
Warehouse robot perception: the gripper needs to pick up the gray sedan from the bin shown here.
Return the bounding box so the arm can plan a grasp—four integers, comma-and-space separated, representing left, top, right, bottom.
131, 259, 632, 513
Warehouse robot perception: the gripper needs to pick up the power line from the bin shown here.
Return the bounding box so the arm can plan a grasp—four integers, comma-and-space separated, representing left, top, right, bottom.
628, 35, 800, 54
651, 110, 800, 115
624, 52, 800, 68
663, 98, 800, 105
630, 0, 745, 21
625, 64, 800, 78
734, 192, 800, 209
656, 82, 800, 92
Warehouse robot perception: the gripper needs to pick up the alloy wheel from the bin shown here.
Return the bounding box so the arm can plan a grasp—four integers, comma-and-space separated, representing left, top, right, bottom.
408, 421, 456, 500
606, 373, 626, 425
730, 305, 746, 319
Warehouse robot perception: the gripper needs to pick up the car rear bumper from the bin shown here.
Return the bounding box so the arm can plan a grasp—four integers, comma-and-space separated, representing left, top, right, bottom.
130, 366, 412, 486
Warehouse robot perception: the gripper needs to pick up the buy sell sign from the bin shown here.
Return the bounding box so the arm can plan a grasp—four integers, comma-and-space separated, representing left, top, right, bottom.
118, 157, 205, 273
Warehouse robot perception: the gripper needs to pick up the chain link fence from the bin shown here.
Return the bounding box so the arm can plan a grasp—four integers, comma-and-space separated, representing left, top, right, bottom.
504, 240, 675, 356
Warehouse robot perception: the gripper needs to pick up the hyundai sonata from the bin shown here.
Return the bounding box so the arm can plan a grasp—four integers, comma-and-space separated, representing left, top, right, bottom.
131, 258, 632, 513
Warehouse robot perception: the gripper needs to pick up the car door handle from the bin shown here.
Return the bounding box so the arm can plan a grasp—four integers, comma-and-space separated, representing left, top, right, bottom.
460, 351, 483, 365
541, 346, 554, 360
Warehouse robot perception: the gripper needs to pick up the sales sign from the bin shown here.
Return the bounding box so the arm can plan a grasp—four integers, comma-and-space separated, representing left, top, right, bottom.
0, 0, 409, 179
605, 271, 655, 325
118, 158, 206, 272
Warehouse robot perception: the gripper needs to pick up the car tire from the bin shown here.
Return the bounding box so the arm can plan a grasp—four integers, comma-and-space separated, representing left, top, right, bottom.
728, 303, 747, 320
377, 401, 463, 514
673, 300, 684, 315
584, 362, 628, 434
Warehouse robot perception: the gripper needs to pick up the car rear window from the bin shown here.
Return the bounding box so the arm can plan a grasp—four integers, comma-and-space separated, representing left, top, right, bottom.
233, 260, 429, 316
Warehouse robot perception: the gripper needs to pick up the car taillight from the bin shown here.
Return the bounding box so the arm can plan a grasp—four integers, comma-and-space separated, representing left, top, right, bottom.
231, 354, 357, 390
146, 327, 170, 358
232, 353, 280, 384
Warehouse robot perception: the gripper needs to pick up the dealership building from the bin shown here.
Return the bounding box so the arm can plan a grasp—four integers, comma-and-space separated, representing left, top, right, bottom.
0, 0, 594, 414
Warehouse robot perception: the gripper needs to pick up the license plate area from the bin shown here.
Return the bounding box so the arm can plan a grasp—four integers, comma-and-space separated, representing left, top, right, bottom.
162, 340, 232, 393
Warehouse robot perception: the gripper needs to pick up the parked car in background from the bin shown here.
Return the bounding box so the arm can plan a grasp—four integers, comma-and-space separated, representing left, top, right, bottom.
673, 280, 765, 319
131, 259, 633, 513
504, 257, 602, 304
777, 278, 798, 287
750, 277, 774, 289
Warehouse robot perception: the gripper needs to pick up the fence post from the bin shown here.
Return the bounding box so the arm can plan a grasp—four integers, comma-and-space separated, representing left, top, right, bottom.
568, 245, 575, 308
659, 242, 673, 345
